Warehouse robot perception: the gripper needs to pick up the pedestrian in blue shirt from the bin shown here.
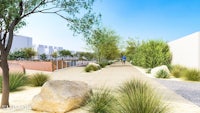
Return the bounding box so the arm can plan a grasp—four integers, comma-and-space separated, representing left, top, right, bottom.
122, 55, 126, 64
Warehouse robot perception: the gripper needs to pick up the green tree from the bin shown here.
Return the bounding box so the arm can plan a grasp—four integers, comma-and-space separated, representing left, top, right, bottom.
51, 52, 58, 58
59, 50, 72, 57
40, 53, 47, 61
8, 50, 26, 60
87, 28, 120, 63
125, 38, 138, 61
79, 52, 94, 60
22, 48, 36, 59
0, 0, 99, 107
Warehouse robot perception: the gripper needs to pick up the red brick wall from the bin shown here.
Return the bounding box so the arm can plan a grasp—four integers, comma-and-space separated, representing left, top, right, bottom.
9, 61, 54, 71
9, 60, 67, 72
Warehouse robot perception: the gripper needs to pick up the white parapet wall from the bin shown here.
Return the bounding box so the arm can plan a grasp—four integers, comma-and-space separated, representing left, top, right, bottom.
168, 32, 200, 69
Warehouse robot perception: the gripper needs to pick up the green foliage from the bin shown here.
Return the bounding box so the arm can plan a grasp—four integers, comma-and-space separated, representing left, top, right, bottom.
125, 38, 138, 61
170, 65, 187, 78
8, 48, 36, 60
85, 64, 101, 72
76, 52, 95, 61
117, 79, 168, 113
99, 62, 108, 68
40, 53, 47, 61
87, 28, 120, 63
22, 48, 36, 59
170, 65, 200, 81
28, 73, 49, 87
85, 87, 116, 113
0, 73, 28, 92
51, 52, 58, 58
183, 69, 200, 81
156, 70, 170, 78
132, 40, 172, 68
59, 50, 72, 57
8, 50, 26, 60
85, 79, 168, 113
146, 68, 151, 74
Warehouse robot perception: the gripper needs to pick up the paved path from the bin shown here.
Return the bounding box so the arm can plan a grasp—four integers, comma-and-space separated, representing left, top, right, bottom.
1, 62, 200, 113
155, 79, 200, 107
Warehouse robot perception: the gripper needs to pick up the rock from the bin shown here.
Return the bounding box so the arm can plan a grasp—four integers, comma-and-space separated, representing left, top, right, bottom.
151, 65, 170, 77
31, 80, 91, 113
88, 62, 100, 67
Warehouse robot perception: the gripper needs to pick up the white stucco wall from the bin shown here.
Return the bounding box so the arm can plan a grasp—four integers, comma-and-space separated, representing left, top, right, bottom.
11, 35, 32, 52
168, 32, 200, 69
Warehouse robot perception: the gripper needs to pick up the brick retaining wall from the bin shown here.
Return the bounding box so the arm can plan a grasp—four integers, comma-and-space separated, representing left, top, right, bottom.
9, 60, 67, 72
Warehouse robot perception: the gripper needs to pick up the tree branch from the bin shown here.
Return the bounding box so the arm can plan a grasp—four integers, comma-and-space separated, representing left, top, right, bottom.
21, 0, 59, 19
21, 0, 46, 18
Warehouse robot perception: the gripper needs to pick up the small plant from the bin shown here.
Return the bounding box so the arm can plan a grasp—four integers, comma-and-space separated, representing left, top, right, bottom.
170, 65, 187, 78
99, 62, 107, 68
183, 69, 200, 81
85, 63, 101, 72
84, 87, 116, 113
117, 79, 168, 113
146, 68, 151, 74
156, 69, 170, 78
0, 73, 27, 92
28, 73, 49, 86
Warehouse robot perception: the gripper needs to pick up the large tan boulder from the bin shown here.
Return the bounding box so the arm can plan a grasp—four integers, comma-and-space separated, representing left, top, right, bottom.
31, 80, 91, 113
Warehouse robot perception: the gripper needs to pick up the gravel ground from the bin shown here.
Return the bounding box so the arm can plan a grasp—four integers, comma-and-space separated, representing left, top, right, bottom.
155, 79, 200, 107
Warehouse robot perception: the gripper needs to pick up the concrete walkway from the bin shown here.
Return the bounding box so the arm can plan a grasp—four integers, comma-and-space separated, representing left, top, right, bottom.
0, 62, 200, 113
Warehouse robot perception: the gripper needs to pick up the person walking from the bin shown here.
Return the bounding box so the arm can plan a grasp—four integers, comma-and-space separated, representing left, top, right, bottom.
122, 55, 126, 64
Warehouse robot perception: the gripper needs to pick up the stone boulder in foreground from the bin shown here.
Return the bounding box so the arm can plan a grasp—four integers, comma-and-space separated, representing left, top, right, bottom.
31, 80, 91, 113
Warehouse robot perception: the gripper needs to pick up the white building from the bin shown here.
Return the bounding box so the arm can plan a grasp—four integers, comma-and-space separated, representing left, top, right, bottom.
168, 32, 200, 69
11, 35, 32, 52
34, 44, 63, 55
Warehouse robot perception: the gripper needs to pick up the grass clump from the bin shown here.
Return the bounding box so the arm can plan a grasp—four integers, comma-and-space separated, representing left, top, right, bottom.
117, 79, 168, 113
170, 65, 187, 78
0, 73, 28, 92
28, 73, 49, 86
170, 65, 200, 81
183, 69, 200, 81
84, 87, 116, 113
85, 79, 168, 113
85, 63, 101, 72
156, 69, 170, 78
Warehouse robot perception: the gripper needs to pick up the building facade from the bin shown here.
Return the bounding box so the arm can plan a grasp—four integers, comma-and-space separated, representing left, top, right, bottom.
34, 44, 63, 56
11, 35, 32, 52
168, 32, 200, 69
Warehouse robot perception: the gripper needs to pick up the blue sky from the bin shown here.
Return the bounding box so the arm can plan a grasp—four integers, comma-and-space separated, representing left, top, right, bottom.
18, 0, 200, 51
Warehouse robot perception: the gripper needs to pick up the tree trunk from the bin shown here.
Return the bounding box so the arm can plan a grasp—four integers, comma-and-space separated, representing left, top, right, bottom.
0, 54, 10, 108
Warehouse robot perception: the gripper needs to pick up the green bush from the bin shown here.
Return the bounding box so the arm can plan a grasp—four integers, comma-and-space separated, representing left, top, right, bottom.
170, 65, 187, 78
84, 87, 116, 113
85, 79, 168, 113
117, 79, 168, 113
156, 69, 170, 78
85, 64, 101, 72
28, 73, 49, 86
0, 73, 28, 92
99, 62, 108, 68
132, 40, 172, 68
183, 69, 200, 81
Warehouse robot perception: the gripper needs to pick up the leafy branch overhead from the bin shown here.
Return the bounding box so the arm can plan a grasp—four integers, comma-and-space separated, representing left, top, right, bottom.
0, 0, 100, 51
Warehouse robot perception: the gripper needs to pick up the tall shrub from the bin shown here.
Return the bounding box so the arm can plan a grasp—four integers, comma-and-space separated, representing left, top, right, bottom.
132, 40, 172, 68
